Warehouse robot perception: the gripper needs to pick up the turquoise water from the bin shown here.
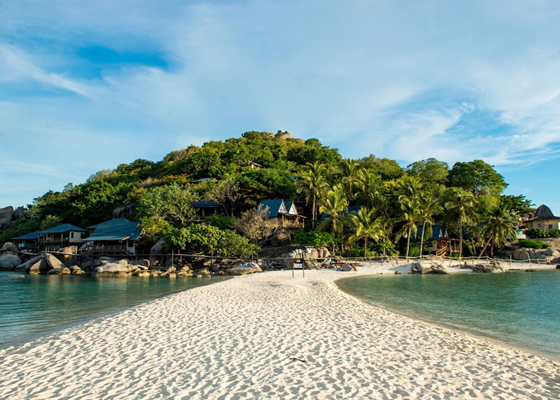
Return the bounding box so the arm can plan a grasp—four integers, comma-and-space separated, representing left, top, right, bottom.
337, 270, 560, 360
0, 271, 230, 346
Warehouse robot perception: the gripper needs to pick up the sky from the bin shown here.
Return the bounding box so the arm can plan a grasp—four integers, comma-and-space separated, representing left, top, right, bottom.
1, 0, 560, 213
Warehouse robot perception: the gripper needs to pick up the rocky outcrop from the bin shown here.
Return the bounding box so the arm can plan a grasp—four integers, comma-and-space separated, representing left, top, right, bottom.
410, 262, 448, 274
271, 228, 292, 247
44, 253, 66, 270
227, 262, 262, 275
92, 262, 130, 277
150, 238, 166, 266
469, 261, 505, 273
0, 206, 14, 229
113, 205, 136, 220
1, 242, 19, 253
0, 252, 23, 270
339, 263, 357, 272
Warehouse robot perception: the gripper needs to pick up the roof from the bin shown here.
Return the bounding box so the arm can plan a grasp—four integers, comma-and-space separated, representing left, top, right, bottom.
283, 201, 299, 216
193, 200, 222, 208
87, 218, 131, 229
529, 204, 560, 221
259, 199, 286, 218
39, 224, 87, 234
12, 231, 40, 240
86, 221, 142, 242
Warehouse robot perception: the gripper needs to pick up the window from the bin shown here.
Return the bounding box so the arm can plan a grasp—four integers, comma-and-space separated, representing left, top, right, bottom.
549, 225, 553, 231
71, 232, 74, 239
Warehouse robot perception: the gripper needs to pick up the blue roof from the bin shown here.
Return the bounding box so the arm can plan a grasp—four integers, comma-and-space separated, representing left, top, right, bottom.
12, 231, 40, 240
39, 224, 87, 234
193, 200, 221, 208
259, 199, 284, 218
87, 219, 131, 229
86, 221, 142, 242
284, 201, 298, 216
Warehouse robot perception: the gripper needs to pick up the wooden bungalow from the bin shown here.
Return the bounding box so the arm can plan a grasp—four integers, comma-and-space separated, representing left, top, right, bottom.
83, 219, 142, 255
193, 200, 222, 218
524, 205, 560, 233
37, 224, 87, 252
12, 231, 40, 252
259, 199, 304, 228
416, 224, 447, 253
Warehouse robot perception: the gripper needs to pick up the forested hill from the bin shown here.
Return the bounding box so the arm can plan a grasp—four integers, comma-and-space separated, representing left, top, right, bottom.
0, 130, 529, 246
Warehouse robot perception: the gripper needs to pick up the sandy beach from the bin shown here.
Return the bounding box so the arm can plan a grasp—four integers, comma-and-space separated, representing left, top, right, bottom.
1, 263, 559, 399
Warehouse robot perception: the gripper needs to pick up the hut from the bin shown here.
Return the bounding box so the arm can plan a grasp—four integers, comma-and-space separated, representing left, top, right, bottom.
84, 219, 142, 255
524, 205, 560, 233
258, 199, 304, 228
12, 231, 40, 252
193, 200, 222, 218
37, 224, 87, 252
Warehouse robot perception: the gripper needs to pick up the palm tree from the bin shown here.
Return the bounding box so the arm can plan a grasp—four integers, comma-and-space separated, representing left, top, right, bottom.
355, 169, 384, 209
340, 159, 362, 202
479, 207, 519, 257
347, 207, 384, 258
318, 185, 348, 255
397, 197, 421, 261
444, 188, 476, 259
296, 162, 328, 228
417, 189, 442, 259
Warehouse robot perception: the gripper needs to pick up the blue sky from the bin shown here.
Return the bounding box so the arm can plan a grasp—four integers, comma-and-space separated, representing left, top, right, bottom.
1, 0, 560, 213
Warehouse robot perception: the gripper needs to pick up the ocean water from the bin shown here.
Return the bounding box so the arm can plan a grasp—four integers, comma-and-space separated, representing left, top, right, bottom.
0, 272, 230, 346
336, 270, 560, 360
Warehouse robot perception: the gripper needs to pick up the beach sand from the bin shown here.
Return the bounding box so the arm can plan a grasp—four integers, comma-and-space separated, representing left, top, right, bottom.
1, 263, 559, 399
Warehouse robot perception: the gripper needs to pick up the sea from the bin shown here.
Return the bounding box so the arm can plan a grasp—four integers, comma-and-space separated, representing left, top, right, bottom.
336, 269, 560, 361
0, 271, 230, 347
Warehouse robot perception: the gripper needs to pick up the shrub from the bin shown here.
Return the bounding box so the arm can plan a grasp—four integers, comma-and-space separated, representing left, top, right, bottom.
343, 245, 376, 258
547, 229, 560, 238
293, 231, 335, 247
525, 228, 546, 238
518, 239, 550, 249
206, 215, 236, 230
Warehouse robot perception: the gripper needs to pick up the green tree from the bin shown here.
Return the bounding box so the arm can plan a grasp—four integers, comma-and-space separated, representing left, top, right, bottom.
347, 207, 384, 258
416, 189, 442, 259
444, 188, 477, 259
318, 185, 348, 255
296, 162, 329, 228
39, 215, 63, 231
479, 207, 519, 257
137, 183, 198, 230
406, 158, 449, 186
448, 160, 508, 197
205, 178, 241, 216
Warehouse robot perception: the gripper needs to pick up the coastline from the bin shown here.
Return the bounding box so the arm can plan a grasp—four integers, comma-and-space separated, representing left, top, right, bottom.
1, 265, 559, 399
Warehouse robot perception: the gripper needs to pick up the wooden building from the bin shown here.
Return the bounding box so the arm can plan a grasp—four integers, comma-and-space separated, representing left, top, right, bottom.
37, 224, 87, 252
524, 205, 560, 233
259, 199, 304, 228
193, 200, 222, 218
84, 219, 142, 255
12, 231, 40, 252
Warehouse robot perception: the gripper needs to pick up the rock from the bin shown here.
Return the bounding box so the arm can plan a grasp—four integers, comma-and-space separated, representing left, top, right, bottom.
194, 267, 211, 275
134, 271, 150, 277
410, 262, 432, 274
227, 262, 262, 276
431, 264, 448, 274
543, 248, 560, 257
0, 252, 23, 270
28, 259, 48, 275
7, 274, 25, 278
44, 253, 66, 270
117, 259, 129, 267
92, 262, 130, 277
394, 271, 402, 275
12, 206, 25, 220
149, 238, 166, 266
167, 273, 177, 279
47, 268, 71, 275
470, 263, 505, 273
517, 250, 530, 261
525, 269, 538, 272
113, 205, 136, 219
556, 265, 560, 269
271, 228, 292, 247
1, 242, 19, 253
340, 263, 357, 272
0, 206, 14, 229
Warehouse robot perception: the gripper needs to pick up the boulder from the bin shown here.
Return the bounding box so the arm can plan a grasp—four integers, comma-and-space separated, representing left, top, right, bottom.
227, 262, 262, 276
28, 259, 48, 275
12, 206, 25, 220
470, 263, 505, 273
517, 250, 530, 261
431, 264, 448, 274
0, 252, 23, 270
410, 262, 432, 274
1, 242, 19, 253
0, 206, 14, 229
92, 262, 130, 277
44, 253, 66, 270
47, 268, 71, 275
113, 205, 136, 220
271, 228, 292, 247
339, 263, 357, 272
15, 255, 42, 272
150, 238, 166, 266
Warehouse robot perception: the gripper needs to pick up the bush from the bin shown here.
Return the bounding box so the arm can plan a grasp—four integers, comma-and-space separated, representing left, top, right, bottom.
343, 245, 376, 258
518, 239, 550, 249
371, 241, 397, 256
293, 231, 335, 247
206, 215, 236, 230
547, 229, 560, 238
525, 228, 546, 238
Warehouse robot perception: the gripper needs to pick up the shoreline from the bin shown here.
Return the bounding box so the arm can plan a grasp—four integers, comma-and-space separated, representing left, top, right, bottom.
1, 265, 559, 399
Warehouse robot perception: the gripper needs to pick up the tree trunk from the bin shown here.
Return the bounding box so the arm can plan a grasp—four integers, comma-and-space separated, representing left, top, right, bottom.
312, 195, 316, 229
420, 221, 426, 259
479, 235, 493, 258
364, 237, 368, 259
459, 221, 463, 260
406, 225, 411, 261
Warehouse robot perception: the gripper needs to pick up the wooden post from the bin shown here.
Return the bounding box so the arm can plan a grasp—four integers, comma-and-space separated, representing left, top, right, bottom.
171, 249, 174, 267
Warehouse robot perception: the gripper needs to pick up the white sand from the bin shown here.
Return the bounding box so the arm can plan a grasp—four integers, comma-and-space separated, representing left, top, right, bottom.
1, 263, 559, 399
